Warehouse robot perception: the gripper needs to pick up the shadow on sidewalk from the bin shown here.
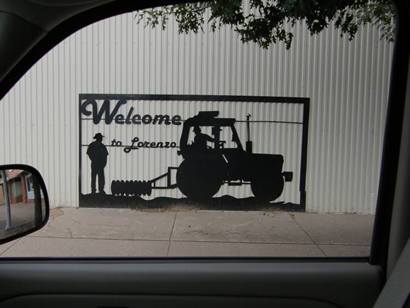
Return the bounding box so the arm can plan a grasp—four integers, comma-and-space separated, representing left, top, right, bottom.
79, 193, 302, 212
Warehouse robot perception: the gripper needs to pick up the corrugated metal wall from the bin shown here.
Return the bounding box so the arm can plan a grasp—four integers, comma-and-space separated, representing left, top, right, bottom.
0, 11, 393, 213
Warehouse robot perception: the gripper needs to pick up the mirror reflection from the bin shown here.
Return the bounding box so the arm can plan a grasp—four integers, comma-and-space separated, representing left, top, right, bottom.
0, 169, 47, 241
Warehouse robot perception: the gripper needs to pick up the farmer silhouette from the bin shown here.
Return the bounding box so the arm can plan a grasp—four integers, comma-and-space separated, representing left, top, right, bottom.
193, 126, 215, 150
87, 133, 108, 194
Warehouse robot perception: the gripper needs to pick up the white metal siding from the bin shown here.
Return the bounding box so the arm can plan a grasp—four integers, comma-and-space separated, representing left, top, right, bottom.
0, 12, 393, 213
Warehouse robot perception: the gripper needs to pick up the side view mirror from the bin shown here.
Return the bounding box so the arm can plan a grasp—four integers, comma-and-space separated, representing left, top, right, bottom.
0, 165, 49, 244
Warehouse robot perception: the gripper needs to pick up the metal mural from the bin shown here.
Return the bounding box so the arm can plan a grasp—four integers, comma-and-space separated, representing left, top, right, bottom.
79, 94, 309, 210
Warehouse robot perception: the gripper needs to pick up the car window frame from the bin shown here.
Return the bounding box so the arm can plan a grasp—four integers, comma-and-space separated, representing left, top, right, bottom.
0, 0, 408, 285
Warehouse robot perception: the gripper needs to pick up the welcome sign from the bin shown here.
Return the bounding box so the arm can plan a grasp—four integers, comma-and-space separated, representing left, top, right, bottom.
79, 94, 309, 210
81, 99, 182, 151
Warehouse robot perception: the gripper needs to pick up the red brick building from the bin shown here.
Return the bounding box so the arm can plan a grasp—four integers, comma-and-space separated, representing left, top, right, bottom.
0, 170, 34, 204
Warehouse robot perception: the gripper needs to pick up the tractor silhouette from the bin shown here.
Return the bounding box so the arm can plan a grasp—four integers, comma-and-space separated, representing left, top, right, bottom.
111, 111, 292, 202
176, 111, 292, 201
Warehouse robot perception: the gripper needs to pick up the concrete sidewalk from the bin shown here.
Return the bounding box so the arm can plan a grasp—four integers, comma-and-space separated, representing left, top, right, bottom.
0, 208, 374, 257
0, 203, 37, 229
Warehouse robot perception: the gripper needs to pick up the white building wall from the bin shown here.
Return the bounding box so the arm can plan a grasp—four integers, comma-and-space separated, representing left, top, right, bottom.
0, 12, 393, 213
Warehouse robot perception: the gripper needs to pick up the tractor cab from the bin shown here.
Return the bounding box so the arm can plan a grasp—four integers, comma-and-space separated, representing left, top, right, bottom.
179, 111, 243, 158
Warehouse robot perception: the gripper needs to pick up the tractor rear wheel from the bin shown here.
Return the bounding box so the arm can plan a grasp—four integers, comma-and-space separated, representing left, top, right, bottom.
251, 175, 284, 202
177, 159, 222, 200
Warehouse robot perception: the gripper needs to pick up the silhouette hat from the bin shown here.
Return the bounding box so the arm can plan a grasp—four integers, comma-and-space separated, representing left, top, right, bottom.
93, 133, 104, 139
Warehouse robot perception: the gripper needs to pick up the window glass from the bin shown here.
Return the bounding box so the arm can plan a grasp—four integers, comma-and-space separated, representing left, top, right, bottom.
0, 2, 394, 257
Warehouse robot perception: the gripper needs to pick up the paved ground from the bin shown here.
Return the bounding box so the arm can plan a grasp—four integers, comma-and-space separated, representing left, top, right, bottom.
0, 203, 36, 229
0, 208, 374, 257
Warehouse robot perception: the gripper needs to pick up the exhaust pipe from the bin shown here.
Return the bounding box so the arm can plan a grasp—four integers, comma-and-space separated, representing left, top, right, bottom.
246, 114, 253, 153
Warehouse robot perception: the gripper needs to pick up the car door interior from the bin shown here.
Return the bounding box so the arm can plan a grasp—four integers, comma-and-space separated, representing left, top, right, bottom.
0, 260, 382, 308
374, 239, 410, 308
0, 1, 409, 308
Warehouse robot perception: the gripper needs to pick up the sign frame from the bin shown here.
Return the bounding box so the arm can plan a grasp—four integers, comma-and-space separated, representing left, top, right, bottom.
79, 94, 310, 210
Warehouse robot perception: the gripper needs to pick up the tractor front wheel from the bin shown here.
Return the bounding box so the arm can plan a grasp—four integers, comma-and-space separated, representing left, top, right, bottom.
251, 175, 284, 202
177, 159, 222, 200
